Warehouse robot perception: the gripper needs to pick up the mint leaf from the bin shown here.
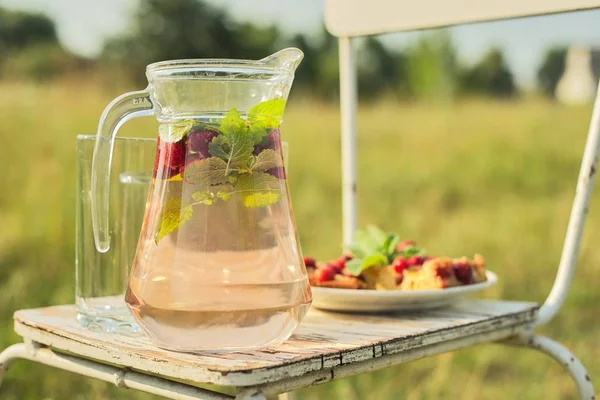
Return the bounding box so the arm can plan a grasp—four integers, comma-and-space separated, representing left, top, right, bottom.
247, 98, 286, 126
397, 246, 424, 258
227, 132, 254, 168
159, 119, 194, 143
351, 229, 381, 258
216, 184, 234, 202
349, 244, 369, 259
192, 121, 221, 133
384, 234, 400, 261
247, 98, 286, 140
190, 185, 234, 206
230, 139, 254, 166
191, 191, 214, 205
249, 120, 271, 144
345, 259, 364, 276
155, 198, 193, 244
366, 225, 388, 246
233, 172, 281, 208
208, 136, 230, 160
210, 108, 254, 171
346, 224, 428, 276
252, 149, 283, 171
182, 157, 228, 186
244, 155, 256, 171
346, 253, 388, 276
220, 108, 247, 136
362, 252, 388, 268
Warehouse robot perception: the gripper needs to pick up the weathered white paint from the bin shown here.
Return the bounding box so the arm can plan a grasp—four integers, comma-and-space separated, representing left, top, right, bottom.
324, 0, 600, 37
11, 301, 537, 388
537, 74, 600, 327
507, 334, 596, 400
243, 324, 526, 397
339, 37, 358, 247
0, 343, 233, 400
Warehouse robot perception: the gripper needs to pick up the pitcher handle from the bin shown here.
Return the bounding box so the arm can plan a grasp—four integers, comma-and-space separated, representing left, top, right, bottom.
91, 89, 155, 253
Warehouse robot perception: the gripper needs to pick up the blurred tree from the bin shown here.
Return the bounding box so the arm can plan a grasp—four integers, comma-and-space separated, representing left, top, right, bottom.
287, 28, 339, 99
461, 48, 516, 97
98, 0, 521, 100
0, 7, 85, 81
101, 0, 278, 84
537, 46, 567, 98
0, 8, 57, 51
357, 37, 407, 99
236, 23, 280, 60
1, 44, 85, 81
288, 34, 318, 89
405, 31, 459, 101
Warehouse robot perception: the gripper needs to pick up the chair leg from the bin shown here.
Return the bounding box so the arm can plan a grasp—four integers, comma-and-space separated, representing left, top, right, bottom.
507, 335, 595, 400
0, 343, 27, 388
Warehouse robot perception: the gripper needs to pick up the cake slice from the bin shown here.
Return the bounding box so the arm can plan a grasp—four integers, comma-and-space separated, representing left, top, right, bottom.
399, 257, 460, 290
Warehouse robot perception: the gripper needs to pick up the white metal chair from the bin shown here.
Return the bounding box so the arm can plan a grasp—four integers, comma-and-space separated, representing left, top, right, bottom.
0, 1, 598, 399
327, 0, 600, 397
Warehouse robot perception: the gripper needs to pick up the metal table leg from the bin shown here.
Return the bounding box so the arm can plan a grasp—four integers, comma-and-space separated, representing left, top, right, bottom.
506, 334, 595, 400
0, 341, 234, 400
0, 343, 26, 387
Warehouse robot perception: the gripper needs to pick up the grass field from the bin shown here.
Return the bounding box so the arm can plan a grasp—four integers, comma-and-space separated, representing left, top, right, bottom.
1, 79, 599, 399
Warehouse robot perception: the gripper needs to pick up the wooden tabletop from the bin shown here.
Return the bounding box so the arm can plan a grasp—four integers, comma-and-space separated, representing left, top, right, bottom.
13, 300, 538, 388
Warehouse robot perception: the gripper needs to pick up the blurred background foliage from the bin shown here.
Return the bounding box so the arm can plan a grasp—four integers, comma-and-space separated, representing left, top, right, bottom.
1, 1, 599, 399
0, 0, 568, 100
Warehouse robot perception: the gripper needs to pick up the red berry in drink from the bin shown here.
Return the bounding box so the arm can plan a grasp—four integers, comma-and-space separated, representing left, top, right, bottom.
408, 255, 423, 266
396, 240, 417, 252
266, 166, 286, 179
154, 138, 186, 178
187, 130, 217, 159
315, 267, 335, 283
153, 139, 161, 177
392, 256, 409, 274
180, 152, 201, 174
303, 256, 317, 268
453, 263, 473, 284
253, 128, 283, 155
267, 129, 282, 151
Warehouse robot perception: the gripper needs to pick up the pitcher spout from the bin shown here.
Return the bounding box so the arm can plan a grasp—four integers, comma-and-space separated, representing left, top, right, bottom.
260, 47, 304, 74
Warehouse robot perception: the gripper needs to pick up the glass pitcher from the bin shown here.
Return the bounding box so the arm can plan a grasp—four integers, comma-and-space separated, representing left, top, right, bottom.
91, 48, 312, 351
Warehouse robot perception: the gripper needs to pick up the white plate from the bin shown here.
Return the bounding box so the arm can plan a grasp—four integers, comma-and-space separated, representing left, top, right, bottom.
310, 271, 497, 313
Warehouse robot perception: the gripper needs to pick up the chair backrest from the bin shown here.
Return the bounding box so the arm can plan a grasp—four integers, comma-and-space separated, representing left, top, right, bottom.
324, 0, 600, 327
325, 0, 600, 37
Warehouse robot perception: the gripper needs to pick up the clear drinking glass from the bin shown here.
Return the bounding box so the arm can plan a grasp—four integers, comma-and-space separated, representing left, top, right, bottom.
76, 135, 155, 333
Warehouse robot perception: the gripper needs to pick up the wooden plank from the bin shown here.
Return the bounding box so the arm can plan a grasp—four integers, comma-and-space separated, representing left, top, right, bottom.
13, 300, 537, 387
246, 324, 525, 397
324, 0, 600, 37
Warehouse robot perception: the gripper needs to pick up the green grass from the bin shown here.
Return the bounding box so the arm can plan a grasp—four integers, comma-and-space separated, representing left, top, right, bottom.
1, 80, 599, 399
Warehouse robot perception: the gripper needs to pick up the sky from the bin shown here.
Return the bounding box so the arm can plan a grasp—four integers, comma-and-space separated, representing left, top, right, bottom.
1, 0, 600, 88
